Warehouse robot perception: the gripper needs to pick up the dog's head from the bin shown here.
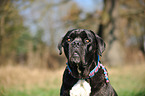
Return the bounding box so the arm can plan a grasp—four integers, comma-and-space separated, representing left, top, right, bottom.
58, 29, 105, 78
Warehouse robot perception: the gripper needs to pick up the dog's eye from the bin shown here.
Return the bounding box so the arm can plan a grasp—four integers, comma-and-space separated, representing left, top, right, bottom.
67, 38, 71, 42
85, 39, 90, 43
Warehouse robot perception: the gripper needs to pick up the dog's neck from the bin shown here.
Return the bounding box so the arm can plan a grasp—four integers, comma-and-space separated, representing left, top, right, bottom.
66, 55, 109, 82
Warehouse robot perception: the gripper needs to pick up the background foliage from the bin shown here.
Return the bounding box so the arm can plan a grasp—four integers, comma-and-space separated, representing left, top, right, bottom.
0, 0, 144, 67
0, 0, 144, 96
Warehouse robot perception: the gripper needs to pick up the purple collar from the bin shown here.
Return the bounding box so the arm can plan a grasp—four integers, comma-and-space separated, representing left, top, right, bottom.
66, 55, 109, 83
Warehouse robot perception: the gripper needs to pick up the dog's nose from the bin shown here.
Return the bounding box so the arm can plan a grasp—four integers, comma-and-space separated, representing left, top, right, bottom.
72, 41, 81, 48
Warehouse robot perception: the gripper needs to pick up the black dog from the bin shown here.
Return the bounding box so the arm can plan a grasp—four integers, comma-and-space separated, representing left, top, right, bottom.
58, 29, 117, 96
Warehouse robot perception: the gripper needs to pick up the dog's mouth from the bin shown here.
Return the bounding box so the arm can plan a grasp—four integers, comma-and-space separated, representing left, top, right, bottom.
69, 51, 89, 78
70, 52, 81, 63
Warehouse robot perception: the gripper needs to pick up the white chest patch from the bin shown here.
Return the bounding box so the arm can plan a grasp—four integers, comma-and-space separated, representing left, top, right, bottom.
70, 80, 91, 96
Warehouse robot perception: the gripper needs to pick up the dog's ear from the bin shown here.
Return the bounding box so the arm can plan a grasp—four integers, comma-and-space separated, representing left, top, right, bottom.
58, 37, 64, 55
95, 34, 106, 56
58, 29, 75, 55
58, 32, 69, 55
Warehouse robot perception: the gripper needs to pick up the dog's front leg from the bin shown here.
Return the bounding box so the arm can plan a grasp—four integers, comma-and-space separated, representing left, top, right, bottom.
60, 69, 78, 96
60, 84, 70, 96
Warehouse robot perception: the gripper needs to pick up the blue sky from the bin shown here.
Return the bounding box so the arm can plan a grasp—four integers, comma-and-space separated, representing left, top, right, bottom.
73, 0, 103, 13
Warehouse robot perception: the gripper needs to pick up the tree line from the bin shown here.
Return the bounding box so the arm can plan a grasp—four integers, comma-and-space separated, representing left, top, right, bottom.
0, 0, 144, 68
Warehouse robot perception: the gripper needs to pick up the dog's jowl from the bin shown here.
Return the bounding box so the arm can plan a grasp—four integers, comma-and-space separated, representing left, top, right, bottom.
58, 29, 118, 96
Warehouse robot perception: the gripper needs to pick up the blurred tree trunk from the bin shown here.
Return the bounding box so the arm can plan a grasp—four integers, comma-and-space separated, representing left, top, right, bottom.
0, 0, 8, 65
0, 16, 5, 65
98, 0, 145, 65
98, 0, 117, 45
98, 0, 125, 66
97, 0, 115, 38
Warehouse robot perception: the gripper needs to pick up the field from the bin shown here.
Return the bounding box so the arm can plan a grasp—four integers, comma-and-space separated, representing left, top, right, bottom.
0, 64, 145, 96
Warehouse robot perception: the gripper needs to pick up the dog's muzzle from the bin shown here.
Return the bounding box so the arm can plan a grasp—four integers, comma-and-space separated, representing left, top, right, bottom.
70, 39, 83, 64
71, 52, 80, 63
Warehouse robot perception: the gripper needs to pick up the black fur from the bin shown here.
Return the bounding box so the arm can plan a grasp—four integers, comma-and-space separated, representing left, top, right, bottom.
58, 29, 118, 96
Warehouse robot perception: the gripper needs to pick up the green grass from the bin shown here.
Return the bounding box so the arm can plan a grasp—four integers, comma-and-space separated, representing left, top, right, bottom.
1, 87, 144, 96
0, 64, 145, 96
108, 64, 145, 96
0, 87, 60, 96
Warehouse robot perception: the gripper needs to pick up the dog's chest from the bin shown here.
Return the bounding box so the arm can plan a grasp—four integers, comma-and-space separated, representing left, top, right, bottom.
70, 80, 91, 96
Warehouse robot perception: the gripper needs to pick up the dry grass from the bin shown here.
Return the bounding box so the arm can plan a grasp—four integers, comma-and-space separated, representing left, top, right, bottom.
0, 63, 145, 96
0, 65, 64, 90
107, 63, 145, 95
